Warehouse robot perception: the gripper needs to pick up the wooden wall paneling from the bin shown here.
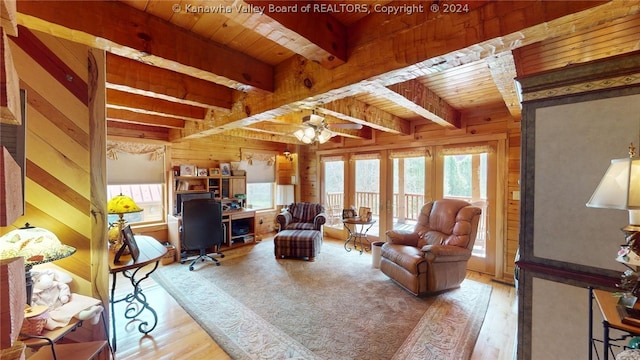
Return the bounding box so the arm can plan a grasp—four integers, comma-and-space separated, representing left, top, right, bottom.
254, 210, 277, 236
513, 13, 640, 77
4, 29, 97, 295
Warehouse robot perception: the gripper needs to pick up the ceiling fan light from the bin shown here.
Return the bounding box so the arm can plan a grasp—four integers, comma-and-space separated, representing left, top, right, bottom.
308, 114, 325, 125
293, 129, 305, 142
318, 128, 333, 144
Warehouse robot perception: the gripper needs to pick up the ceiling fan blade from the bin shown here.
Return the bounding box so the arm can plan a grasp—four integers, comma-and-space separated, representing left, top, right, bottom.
328, 123, 363, 130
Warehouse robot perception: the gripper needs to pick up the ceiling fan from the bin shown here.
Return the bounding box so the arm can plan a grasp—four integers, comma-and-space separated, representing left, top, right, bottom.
294, 113, 363, 144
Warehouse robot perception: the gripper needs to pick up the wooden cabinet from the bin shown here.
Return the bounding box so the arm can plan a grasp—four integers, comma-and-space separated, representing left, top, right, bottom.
170, 172, 246, 216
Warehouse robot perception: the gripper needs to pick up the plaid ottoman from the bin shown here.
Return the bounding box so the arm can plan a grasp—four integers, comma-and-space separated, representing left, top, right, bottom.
274, 229, 322, 261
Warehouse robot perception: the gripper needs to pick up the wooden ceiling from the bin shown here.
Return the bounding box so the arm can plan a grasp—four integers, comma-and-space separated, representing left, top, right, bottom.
13, 0, 640, 145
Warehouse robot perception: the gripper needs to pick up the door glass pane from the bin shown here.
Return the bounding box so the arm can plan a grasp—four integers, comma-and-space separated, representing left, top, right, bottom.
324, 160, 344, 227
443, 153, 488, 257
392, 157, 426, 232
355, 158, 380, 237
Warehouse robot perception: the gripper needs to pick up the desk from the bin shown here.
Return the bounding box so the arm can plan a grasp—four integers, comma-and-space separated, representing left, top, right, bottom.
109, 235, 166, 352
590, 287, 640, 360
343, 218, 376, 254
167, 209, 256, 262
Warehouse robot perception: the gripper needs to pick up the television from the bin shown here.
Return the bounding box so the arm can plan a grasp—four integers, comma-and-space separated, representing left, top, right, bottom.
175, 192, 213, 215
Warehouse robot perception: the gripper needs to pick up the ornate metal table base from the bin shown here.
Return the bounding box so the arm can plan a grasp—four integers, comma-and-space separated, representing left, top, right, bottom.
110, 261, 160, 352
344, 219, 376, 254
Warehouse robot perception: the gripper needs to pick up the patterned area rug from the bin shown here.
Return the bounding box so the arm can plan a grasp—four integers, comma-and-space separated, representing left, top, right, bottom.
153, 239, 491, 359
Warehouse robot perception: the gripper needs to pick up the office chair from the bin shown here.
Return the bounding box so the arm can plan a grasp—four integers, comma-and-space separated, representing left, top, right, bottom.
180, 198, 225, 271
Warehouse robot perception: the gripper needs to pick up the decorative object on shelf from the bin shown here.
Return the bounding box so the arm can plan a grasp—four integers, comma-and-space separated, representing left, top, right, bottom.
179, 164, 195, 176
0, 224, 76, 305
616, 269, 640, 307
210, 167, 219, 176
197, 168, 208, 176
283, 149, 294, 162
276, 185, 294, 212
220, 163, 231, 176
107, 194, 143, 253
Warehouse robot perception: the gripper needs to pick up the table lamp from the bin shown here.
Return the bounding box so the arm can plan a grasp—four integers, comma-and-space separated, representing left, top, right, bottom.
107, 194, 143, 252
0, 223, 76, 305
276, 185, 294, 212
587, 143, 640, 263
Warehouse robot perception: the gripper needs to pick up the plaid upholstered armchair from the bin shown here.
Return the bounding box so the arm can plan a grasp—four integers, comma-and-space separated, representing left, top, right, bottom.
276, 202, 327, 231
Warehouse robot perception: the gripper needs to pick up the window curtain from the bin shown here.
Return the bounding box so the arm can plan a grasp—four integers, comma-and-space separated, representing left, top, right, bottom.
106, 141, 165, 184
238, 149, 276, 183
439, 145, 494, 156
389, 147, 431, 159
350, 152, 381, 161
321, 155, 345, 162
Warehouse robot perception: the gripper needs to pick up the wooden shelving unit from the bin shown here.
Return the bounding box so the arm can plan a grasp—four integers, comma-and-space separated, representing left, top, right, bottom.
167, 170, 255, 262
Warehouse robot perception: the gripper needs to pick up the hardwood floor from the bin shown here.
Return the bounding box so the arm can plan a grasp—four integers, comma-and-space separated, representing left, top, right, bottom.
111, 238, 517, 360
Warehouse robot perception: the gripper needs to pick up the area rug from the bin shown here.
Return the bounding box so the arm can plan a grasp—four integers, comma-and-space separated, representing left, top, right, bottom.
152, 239, 492, 360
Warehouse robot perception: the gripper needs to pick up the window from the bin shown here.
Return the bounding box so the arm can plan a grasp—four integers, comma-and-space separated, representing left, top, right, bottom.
106, 142, 166, 226
238, 150, 276, 211
246, 183, 273, 210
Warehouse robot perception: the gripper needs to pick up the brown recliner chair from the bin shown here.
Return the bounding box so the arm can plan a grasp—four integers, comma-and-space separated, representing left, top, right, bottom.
380, 199, 482, 296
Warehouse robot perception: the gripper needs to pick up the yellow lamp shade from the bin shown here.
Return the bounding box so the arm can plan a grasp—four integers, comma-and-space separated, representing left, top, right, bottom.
107, 194, 143, 215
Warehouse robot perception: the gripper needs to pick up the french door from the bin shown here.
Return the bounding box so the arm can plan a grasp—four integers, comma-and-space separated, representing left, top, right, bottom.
434, 143, 497, 275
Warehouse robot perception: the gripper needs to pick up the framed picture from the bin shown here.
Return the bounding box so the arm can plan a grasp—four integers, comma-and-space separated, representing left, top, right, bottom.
220, 163, 231, 176
210, 168, 220, 176
197, 168, 208, 176
358, 207, 371, 220
180, 164, 196, 176
122, 225, 140, 261
342, 209, 356, 219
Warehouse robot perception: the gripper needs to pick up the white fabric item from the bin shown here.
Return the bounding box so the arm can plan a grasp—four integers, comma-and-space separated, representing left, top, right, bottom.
45, 293, 102, 330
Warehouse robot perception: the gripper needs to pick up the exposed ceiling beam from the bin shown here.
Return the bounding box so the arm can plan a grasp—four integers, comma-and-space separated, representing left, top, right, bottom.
321, 98, 411, 135
106, 120, 169, 141
106, 53, 233, 110
17, 0, 274, 91
243, 0, 347, 68
486, 52, 521, 121
380, 80, 460, 128
171, 0, 614, 141
106, 108, 186, 129
106, 88, 205, 121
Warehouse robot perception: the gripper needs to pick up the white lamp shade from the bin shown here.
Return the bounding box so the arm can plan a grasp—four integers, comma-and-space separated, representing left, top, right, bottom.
587, 157, 640, 225
276, 185, 295, 206
587, 157, 640, 210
